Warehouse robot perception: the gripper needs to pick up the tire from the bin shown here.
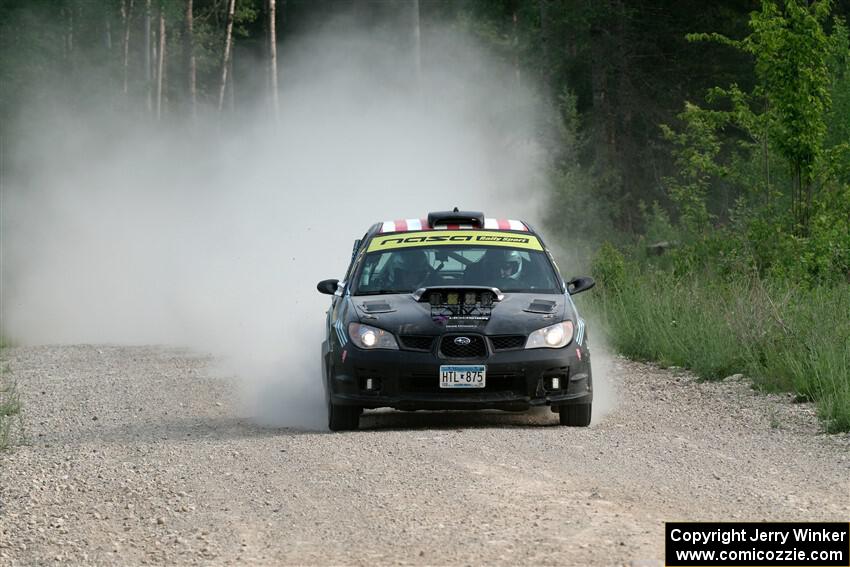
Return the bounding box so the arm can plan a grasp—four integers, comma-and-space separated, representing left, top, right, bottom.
328, 401, 360, 431
558, 403, 591, 427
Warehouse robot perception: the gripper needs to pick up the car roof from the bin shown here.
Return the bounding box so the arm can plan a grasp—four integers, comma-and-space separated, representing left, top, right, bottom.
375, 217, 530, 234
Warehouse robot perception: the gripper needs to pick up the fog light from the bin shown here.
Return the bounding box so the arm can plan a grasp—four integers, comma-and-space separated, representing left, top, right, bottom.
551, 377, 560, 390
366, 378, 374, 390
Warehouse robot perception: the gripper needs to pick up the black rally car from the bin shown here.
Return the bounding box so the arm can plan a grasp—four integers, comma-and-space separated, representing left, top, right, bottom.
317, 210, 595, 431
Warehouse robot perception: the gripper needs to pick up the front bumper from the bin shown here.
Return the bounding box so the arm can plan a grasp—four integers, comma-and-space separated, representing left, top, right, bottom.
325, 341, 592, 411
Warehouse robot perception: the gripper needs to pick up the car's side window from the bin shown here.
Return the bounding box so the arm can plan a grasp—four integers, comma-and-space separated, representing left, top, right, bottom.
341, 233, 369, 291
359, 253, 391, 287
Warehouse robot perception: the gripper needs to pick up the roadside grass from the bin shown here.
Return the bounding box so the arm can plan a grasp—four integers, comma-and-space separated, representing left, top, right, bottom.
587, 265, 850, 433
0, 341, 24, 451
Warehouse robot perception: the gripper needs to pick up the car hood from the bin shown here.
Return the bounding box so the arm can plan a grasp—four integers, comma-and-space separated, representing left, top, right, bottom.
349, 292, 571, 336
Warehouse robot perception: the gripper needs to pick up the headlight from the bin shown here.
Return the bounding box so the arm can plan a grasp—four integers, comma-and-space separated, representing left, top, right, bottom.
348, 323, 399, 350
525, 321, 574, 349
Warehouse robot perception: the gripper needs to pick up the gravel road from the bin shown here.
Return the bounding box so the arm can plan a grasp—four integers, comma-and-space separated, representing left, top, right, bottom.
1, 345, 848, 566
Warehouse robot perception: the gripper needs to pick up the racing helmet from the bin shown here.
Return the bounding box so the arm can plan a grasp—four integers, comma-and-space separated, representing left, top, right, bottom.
483, 249, 523, 279
391, 250, 431, 287
500, 249, 523, 279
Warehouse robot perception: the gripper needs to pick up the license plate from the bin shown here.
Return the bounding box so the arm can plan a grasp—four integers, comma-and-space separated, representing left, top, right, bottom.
439, 365, 486, 389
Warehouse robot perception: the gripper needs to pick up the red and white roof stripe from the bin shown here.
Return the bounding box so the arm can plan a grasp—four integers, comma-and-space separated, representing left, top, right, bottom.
379, 217, 528, 233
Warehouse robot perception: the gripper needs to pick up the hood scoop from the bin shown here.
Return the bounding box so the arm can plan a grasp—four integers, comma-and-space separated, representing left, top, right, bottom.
524, 299, 557, 314
357, 300, 396, 314
411, 286, 501, 330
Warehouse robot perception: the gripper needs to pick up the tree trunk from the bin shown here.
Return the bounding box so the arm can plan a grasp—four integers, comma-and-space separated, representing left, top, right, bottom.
614, 0, 631, 148
613, 0, 635, 231
144, 0, 152, 113
122, 0, 134, 95
792, 165, 801, 235
412, 0, 421, 83
67, 4, 74, 62
589, 1, 619, 167
762, 123, 771, 208
538, 0, 550, 90
218, 0, 237, 113
788, 164, 816, 237
61, 7, 67, 61
156, 8, 166, 121
269, 0, 279, 120
105, 14, 112, 50
589, 7, 609, 161
185, 0, 197, 117
228, 52, 236, 112
511, 7, 521, 86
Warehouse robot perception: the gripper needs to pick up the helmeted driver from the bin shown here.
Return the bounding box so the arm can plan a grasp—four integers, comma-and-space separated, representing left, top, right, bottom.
478, 249, 523, 283
389, 250, 432, 290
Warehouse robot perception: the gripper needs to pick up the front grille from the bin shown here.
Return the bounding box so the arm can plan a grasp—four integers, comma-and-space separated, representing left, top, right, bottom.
439, 335, 486, 358
490, 335, 526, 351
399, 335, 436, 351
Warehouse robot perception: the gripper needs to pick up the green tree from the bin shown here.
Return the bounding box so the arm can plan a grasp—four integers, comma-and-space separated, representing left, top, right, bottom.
690, 0, 834, 236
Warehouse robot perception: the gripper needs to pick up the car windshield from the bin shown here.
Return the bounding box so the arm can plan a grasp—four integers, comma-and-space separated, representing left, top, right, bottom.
352, 246, 562, 295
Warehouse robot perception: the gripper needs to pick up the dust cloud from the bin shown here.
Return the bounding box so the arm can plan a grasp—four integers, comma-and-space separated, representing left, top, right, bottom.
589, 345, 620, 424
1, 23, 615, 429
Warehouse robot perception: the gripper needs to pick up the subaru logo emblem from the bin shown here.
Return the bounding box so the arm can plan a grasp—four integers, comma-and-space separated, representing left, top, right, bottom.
454, 336, 472, 346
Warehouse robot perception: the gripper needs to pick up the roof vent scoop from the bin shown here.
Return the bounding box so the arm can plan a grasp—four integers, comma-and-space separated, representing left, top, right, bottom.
427, 209, 485, 228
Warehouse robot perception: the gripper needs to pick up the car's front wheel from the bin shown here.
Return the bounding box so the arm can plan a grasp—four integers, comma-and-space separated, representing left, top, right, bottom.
328, 401, 360, 431
558, 403, 591, 427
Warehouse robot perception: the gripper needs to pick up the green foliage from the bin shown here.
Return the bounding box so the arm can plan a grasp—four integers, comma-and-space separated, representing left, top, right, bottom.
545, 167, 620, 257
235, 2, 261, 37
688, 0, 832, 187
639, 201, 678, 246
826, 17, 850, 183
660, 102, 725, 236
590, 242, 626, 294
590, 262, 745, 377
751, 1, 831, 181
543, 90, 623, 264
663, 0, 850, 283
0, 364, 23, 451
588, 263, 850, 432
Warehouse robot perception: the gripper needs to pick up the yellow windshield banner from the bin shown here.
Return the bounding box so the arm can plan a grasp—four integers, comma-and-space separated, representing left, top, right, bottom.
367, 230, 544, 252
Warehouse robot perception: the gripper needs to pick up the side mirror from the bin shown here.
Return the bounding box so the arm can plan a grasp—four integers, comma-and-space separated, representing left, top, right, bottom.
317, 278, 340, 295
567, 276, 595, 295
